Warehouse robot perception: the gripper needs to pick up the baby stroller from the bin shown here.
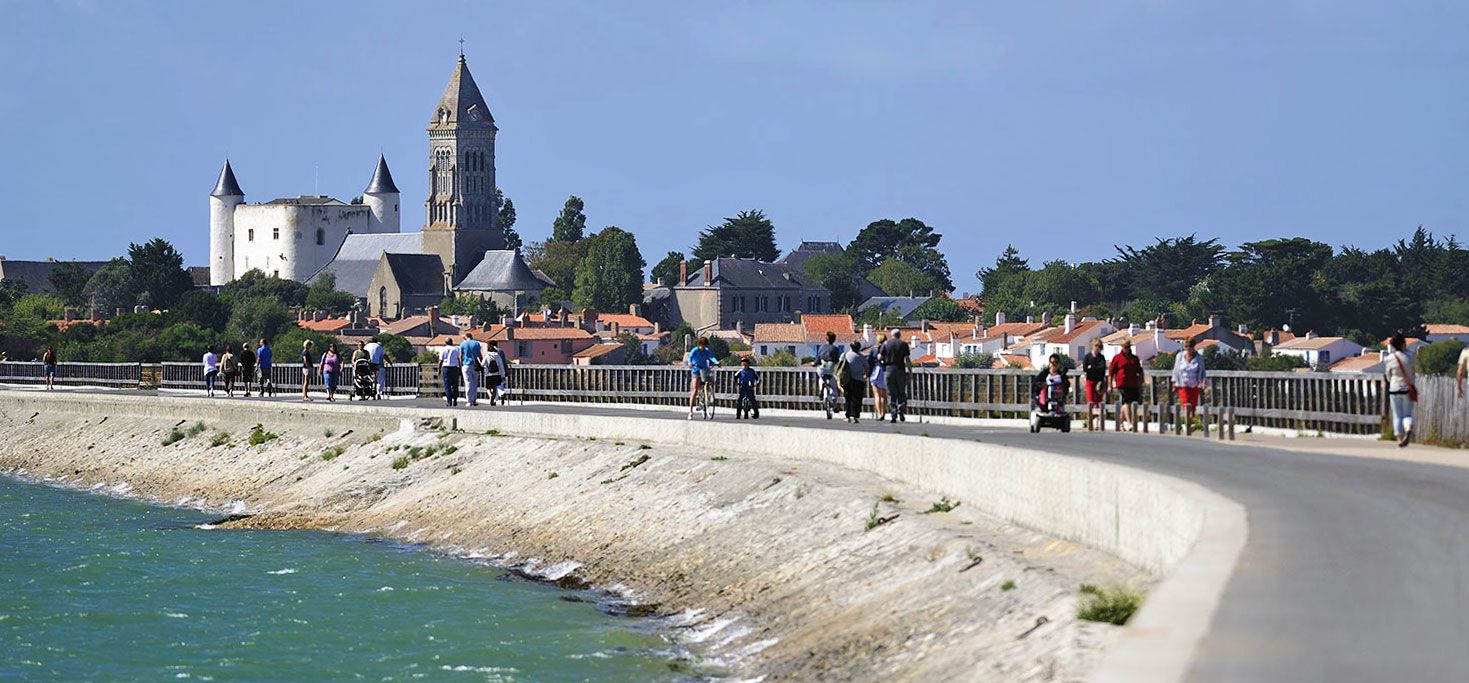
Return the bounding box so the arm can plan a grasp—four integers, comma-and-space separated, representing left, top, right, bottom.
350, 358, 377, 401
1029, 380, 1071, 433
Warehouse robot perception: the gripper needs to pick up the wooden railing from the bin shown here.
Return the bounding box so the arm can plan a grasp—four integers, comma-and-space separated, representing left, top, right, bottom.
1413, 376, 1469, 446
0, 361, 140, 389
157, 362, 420, 396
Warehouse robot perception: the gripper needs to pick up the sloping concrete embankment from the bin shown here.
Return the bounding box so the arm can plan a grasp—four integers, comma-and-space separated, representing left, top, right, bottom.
0, 391, 1242, 682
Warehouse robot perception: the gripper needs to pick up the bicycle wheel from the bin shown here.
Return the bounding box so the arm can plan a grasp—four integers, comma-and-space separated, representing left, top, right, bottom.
702, 386, 713, 419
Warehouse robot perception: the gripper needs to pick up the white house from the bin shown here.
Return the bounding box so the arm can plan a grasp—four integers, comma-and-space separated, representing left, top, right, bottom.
1039, 317, 1115, 365
1101, 323, 1182, 363
1424, 324, 1469, 345
1271, 333, 1365, 368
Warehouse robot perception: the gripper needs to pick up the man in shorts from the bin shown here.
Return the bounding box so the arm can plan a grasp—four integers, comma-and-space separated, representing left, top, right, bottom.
1108, 337, 1144, 431
1081, 337, 1108, 431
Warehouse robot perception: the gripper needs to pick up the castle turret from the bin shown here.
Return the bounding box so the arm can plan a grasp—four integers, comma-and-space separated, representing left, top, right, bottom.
363, 154, 400, 233
209, 160, 244, 286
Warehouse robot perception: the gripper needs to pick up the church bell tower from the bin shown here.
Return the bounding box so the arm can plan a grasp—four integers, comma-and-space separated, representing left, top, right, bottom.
423, 52, 503, 285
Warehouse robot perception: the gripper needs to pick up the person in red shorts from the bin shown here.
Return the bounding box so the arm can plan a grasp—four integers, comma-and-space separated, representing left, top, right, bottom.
1081, 337, 1108, 431
1108, 337, 1144, 431
1172, 336, 1207, 426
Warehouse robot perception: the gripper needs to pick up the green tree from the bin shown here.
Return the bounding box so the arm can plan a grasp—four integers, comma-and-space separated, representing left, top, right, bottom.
11, 294, 66, 321
572, 227, 646, 311
47, 262, 92, 308
759, 350, 799, 367
227, 297, 293, 341
953, 352, 995, 369
803, 252, 862, 311
551, 195, 587, 243
525, 239, 586, 303
847, 217, 952, 290
497, 189, 521, 251
220, 269, 309, 309
1112, 235, 1225, 304
1416, 340, 1466, 376
691, 210, 778, 263
1208, 238, 1333, 331
910, 296, 970, 322
1201, 345, 1247, 370
304, 272, 358, 315
168, 290, 230, 332
439, 294, 504, 322
979, 244, 1030, 297
151, 322, 216, 363
650, 251, 687, 286
82, 258, 140, 313
127, 238, 195, 310
374, 333, 414, 364
616, 331, 654, 365
1021, 260, 1102, 310
867, 258, 939, 298
0, 279, 27, 316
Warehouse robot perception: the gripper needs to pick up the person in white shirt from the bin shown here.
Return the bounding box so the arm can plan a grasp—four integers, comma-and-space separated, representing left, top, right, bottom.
438, 343, 463, 407
365, 339, 386, 398
202, 345, 219, 398
1384, 333, 1417, 448
1457, 344, 1469, 400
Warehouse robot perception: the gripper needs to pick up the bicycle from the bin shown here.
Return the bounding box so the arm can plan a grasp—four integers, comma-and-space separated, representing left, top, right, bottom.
696, 370, 715, 420
819, 373, 840, 420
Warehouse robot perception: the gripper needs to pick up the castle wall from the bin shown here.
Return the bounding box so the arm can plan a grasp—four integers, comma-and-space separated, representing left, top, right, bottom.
232, 203, 372, 281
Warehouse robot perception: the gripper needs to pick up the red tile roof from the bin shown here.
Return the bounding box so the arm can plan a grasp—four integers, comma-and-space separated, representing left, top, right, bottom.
573, 343, 624, 359
1163, 323, 1212, 340
988, 322, 1049, 338
1046, 320, 1106, 345
509, 327, 594, 341
754, 323, 806, 344
1274, 336, 1351, 351
298, 318, 351, 333
1426, 324, 1469, 335
596, 313, 654, 329
801, 313, 855, 337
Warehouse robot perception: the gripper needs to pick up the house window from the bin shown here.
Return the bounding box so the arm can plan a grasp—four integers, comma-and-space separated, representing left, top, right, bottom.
760, 345, 767, 355
272, 227, 280, 240
757, 296, 768, 312
247, 229, 254, 242
315, 228, 325, 246
518, 342, 528, 357
732, 296, 745, 313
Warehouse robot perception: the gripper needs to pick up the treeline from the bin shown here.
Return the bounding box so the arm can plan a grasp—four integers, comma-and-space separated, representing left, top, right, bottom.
977, 228, 1469, 345
0, 239, 399, 363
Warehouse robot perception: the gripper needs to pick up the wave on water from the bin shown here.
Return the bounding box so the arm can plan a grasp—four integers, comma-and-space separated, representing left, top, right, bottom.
267, 568, 297, 575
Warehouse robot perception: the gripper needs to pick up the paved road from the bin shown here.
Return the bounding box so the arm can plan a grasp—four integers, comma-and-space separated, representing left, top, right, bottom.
18, 387, 1469, 681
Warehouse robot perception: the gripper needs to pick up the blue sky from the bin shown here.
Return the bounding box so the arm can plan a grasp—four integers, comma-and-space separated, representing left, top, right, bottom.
1, 1, 1466, 294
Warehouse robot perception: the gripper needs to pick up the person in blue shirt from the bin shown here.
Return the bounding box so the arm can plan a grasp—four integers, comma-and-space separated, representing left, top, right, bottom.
256, 339, 274, 397
685, 336, 717, 420
459, 332, 485, 407
735, 356, 760, 419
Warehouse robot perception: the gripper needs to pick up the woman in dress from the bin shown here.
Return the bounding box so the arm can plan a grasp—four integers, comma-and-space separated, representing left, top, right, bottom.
868, 332, 888, 421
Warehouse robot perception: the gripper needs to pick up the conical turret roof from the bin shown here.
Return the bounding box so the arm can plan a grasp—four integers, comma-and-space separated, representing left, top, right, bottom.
211, 160, 243, 197
364, 155, 399, 194
429, 55, 495, 129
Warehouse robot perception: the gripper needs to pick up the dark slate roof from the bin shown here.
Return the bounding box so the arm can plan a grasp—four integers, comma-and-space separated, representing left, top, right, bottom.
778, 241, 843, 268
188, 266, 211, 288
855, 274, 887, 300
856, 296, 934, 319
211, 160, 244, 197
0, 259, 106, 295
453, 250, 549, 292
307, 232, 424, 297
364, 155, 399, 194
383, 253, 446, 297
264, 196, 350, 206
681, 258, 822, 290
430, 55, 495, 129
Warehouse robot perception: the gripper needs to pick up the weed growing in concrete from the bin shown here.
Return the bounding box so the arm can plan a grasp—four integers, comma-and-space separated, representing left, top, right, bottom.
369, 432, 383, 442
794, 484, 809, 499
1079, 583, 1099, 595
450, 467, 462, 475
924, 497, 961, 514
442, 445, 458, 455
247, 424, 279, 446
487, 429, 502, 437
186, 422, 207, 438
1077, 586, 1143, 625
615, 442, 625, 446
880, 493, 899, 503
1001, 580, 1016, 591
864, 502, 881, 531
161, 428, 186, 446
620, 454, 651, 472
210, 432, 230, 448
321, 446, 345, 462
407, 446, 423, 459
391, 456, 410, 470
599, 478, 616, 485
639, 444, 652, 450
323, 428, 334, 438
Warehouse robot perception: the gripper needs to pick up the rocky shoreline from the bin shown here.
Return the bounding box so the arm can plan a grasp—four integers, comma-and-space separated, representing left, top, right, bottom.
0, 392, 1147, 681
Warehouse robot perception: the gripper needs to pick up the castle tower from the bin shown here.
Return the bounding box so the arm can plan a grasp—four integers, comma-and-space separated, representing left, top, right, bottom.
422, 53, 503, 285
363, 154, 401, 233
209, 160, 244, 286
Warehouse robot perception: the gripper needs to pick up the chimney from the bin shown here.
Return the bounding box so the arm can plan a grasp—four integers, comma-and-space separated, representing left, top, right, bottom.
1238, 324, 1248, 335
679, 261, 688, 285
90, 307, 101, 323
1064, 313, 1076, 334
654, 322, 661, 334
629, 303, 641, 317
63, 308, 77, 322
995, 311, 1006, 326
611, 321, 620, 336
655, 277, 665, 287
862, 323, 873, 343
313, 310, 326, 322
501, 314, 514, 329
1209, 313, 1221, 329
1128, 323, 1140, 338
703, 260, 713, 287
1041, 312, 1051, 326
1025, 315, 1034, 324
1070, 300, 1078, 313
428, 305, 440, 328
1305, 330, 1317, 340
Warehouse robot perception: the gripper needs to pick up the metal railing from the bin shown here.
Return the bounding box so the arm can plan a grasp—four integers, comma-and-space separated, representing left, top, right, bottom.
0, 361, 140, 389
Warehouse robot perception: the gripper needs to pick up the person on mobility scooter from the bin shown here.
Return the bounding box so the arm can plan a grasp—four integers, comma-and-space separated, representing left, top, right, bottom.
1030, 353, 1072, 433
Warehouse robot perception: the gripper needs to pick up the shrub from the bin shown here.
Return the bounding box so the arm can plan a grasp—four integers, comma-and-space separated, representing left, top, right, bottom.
1417, 340, 1466, 376
924, 497, 960, 513
1077, 586, 1143, 625
1000, 580, 1016, 591
320, 446, 345, 461
247, 424, 279, 446
161, 428, 185, 446
209, 432, 231, 448
186, 422, 207, 437
391, 456, 410, 470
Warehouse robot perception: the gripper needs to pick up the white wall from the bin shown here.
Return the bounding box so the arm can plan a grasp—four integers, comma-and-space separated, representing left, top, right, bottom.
232, 203, 373, 281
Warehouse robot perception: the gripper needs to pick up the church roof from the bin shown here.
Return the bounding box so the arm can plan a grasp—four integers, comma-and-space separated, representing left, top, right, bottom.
364, 155, 399, 194
430, 55, 495, 129
211, 160, 243, 197
453, 250, 549, 292
307, 232, 424, 297
382, 253, 446, 297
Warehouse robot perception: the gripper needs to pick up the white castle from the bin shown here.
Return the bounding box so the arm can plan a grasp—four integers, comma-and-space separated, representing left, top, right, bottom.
207, 53, 515, 313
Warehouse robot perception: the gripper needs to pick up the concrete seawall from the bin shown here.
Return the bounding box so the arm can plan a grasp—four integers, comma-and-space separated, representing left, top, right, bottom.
0, 390, 1243, 681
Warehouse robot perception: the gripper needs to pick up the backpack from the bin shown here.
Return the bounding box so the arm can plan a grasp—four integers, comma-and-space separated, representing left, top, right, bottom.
484, 353, 502, 377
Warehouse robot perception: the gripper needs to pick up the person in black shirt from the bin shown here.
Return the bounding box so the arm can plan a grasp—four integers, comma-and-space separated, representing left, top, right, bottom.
1081, 338, 1108, 431
880, 330, 912, 421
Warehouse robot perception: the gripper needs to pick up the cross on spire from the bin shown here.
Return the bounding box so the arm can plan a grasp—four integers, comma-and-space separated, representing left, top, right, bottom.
458, 36, 465, 56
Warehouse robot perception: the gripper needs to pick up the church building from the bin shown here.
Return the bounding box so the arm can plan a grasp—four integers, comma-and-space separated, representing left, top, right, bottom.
209, 53, 546, 317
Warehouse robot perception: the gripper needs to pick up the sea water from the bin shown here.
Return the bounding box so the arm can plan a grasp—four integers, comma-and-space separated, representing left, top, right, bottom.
0, 475, 683, 681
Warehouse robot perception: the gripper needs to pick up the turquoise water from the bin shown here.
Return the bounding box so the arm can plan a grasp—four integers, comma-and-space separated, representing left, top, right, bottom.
0, 475, 684, 681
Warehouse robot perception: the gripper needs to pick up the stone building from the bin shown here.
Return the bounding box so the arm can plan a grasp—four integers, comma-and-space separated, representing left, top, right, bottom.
655, 258, 831, 333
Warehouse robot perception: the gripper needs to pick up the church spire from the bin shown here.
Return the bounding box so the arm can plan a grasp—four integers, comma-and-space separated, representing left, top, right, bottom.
211, 160, 243, 197
429, 54, 495, 129
364, 154, 399, 194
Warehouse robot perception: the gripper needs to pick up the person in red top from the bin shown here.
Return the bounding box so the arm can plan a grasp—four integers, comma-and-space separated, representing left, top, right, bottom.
1108, 337, 1144, 431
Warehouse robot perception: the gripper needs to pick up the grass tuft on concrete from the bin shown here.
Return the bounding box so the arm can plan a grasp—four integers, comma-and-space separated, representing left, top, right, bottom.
161, 428, 185, 446
391, 456, 410, 470
320, 446, 345, 462
247, 424, 279, 446
924, 497, 960, 514
1077, 585, 1143, 625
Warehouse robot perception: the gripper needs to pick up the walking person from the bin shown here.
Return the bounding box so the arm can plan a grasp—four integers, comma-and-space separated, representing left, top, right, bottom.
365, 337, 386, 399
41, 345, 57, 390
880, 330, 912, 421
220, 346, 239, 398
484, 339, 508, 406
1108, 337, 1144, 431
459, 332, 484, 407
321, 343, 341, 402
1456, 340, 1469, 399
239, 343, 256, 397
1386, 333, 1417, 448
1081, 338, 1108, 431
841, 340, 870, 424
869, 332, 888, 421
299, 340, 315, 402
438, 340, 462, 407
202, 344, 219, 397
256, 338, 274, 398
1172, 337, 1207, 429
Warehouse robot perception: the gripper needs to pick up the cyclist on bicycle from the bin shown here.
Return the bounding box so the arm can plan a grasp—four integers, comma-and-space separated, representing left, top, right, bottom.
686, 336, 718, 420
815, 331, 842, 410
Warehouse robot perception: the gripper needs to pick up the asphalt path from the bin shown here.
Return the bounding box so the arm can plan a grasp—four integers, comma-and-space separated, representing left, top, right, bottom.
17, 387, 1469, 681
